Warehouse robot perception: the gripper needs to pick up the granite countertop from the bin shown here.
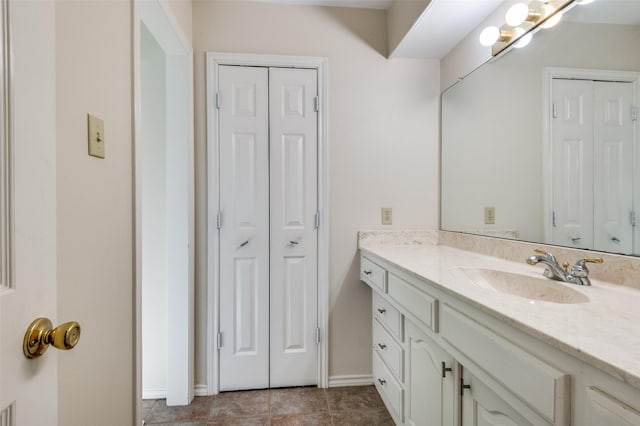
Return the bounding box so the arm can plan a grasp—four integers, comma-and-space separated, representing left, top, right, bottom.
359, 232, 640, 391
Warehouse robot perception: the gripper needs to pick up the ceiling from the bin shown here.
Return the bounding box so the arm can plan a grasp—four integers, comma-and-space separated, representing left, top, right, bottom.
391, 0, 504, 59
254, 0, 506, 59
253, 0, 394, 9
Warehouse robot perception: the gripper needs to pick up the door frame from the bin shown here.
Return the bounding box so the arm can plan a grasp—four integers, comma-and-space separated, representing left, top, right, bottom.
133, 0, 195, 417
206, 52, 329, 394
542, 67, 639, 249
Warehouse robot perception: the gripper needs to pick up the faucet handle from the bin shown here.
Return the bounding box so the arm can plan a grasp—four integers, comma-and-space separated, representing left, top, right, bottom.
533, 248, 548, 255
562, 261, 570, 272
583, 257, 603, 264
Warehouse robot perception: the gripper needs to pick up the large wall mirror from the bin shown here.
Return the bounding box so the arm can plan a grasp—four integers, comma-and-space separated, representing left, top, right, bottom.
441, 0, 640, 256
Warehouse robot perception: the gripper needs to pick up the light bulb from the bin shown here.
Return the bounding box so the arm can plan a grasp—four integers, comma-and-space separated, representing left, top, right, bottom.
479, 26, 500, 47
505, 3, 530, 27
540, 6, 562, 29
514, 29, 532, 48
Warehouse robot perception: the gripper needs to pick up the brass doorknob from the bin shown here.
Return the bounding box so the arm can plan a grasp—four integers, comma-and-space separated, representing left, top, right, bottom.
23, 317, 81, 359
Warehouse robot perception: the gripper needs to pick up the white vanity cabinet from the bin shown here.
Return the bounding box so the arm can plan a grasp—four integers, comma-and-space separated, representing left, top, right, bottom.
360, 252, 640, 426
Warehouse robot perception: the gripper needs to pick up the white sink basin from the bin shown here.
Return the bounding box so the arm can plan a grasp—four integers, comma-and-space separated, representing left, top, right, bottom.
452, 267, 590, 304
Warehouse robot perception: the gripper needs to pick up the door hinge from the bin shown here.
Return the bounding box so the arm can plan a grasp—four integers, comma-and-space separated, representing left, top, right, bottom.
217, 332, 223, 350
632, 105, 637, 122
631, 211, 637, 227
315, 327, 321, 345
552, 102, 558, 119
216, 92, 221, 110
314, 211, 320, 229
552, 211, 557, 227
314, 96, 319, 113
217, 212, 222, 230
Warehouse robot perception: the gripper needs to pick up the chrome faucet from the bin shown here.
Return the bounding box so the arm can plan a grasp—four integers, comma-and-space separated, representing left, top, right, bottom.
526, 249, 603, 286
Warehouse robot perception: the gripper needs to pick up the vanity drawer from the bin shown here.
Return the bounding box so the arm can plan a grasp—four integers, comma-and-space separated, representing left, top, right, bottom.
373, 318, 404, 382
440, 304, 570, 426
388, 272, 438, 332
361, 256, 387, 292
373, 351, 404, 421
373, 291, 403, 342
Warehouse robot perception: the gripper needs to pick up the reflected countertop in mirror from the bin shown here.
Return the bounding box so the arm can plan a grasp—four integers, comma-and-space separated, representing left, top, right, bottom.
441, 0, 640, 256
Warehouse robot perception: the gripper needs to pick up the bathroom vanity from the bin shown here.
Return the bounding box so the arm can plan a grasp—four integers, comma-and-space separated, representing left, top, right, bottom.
359, 232, 640, 426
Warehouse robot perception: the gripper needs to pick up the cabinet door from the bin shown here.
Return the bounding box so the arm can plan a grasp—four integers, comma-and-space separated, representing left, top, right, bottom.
404, 320, 455, 426
586, 387, 640, 426
461, 368, 533, 426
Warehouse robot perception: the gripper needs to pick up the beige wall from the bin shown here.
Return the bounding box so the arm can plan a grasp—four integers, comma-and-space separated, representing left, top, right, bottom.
192, 1, 440, 384
55, 1, 134, 424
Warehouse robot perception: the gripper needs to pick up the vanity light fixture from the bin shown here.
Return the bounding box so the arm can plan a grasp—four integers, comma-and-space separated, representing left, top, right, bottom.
479, 0, 586, 56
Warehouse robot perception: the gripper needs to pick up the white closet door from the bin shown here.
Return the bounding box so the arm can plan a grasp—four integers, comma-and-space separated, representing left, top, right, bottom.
269, 67, 318, 387
593, 81, 634, 254
551, 79, 594, 249
219, 66, 270, 391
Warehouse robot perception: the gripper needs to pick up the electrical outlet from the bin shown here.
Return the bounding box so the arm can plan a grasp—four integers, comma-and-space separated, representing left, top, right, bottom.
484, 207, 495, 225
88, 113, 105, 159
382, 207, 393, 225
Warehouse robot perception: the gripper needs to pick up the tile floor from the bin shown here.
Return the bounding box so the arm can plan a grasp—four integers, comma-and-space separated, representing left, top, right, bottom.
143, 385, 394, 425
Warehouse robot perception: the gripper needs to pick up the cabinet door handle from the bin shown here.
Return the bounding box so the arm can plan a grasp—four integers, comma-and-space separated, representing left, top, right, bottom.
441, 361, 452, 378
460, 378, 471, 396
363, 270, 372, 275
377, 343, 387, 350
377, 308, 386, 314
378, 378, 386, 386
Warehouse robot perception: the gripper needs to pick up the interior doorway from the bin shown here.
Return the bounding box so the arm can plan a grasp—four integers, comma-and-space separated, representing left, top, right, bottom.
206, 53, 330, 394
135, 0, 194, 407
217, 65, 319, 391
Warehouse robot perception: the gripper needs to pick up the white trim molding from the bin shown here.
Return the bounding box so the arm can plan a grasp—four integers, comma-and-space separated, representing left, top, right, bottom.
142, 388, 167, 400
0, 0, 13, 293
328, 375, 374, 388
206, 52, 330, 394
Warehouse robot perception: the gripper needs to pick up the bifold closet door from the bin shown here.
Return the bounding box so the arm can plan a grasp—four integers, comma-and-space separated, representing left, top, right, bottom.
593, 81, 633, 254
218, 65, 270, 391
269, 67, 318, 388
551, 78, 634, 253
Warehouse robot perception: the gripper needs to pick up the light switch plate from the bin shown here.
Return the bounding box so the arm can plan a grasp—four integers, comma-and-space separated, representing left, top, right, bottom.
381, 207, 393, 225
88, 114, 105, 159
484, 207, 495, 225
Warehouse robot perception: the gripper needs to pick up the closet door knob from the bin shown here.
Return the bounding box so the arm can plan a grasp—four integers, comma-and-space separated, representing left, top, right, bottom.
377, 343, 387, 350
377, 308, 386, 314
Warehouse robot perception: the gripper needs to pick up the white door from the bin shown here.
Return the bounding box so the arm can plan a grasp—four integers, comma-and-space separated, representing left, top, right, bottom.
551, 78, 594, 249
218, 65, 318, 390
269, 68, 318, 388
1, 1, 59, 424
593, 81, 634, 254
551, 78, 635, 253
218, 66, 270, 391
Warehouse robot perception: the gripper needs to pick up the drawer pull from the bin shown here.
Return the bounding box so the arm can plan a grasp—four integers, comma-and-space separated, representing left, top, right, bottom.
363, 270, 373, 275
378, 378, 386, 386
441, 362, 452, 378
460, 378, 471, 396
377, 343, 387, 350
377, 308, 386, 314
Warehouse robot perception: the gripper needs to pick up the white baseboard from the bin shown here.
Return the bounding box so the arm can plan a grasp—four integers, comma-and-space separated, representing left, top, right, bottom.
195, 384, 209, 397
142, 387, 166, 400
328, 374, 373, 387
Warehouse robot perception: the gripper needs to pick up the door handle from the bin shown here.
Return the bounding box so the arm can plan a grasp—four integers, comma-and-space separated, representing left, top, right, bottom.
239, 240, 249, 248
288, 240, 299, 247
23, 317, 81, 359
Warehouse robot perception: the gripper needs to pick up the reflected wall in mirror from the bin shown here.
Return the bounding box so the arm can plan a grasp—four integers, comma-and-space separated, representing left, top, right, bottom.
441, 0, 640, 256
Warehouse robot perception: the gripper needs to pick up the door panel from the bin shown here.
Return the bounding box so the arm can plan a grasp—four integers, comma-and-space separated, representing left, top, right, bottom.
552, 79, 594, 249
1, 1, 58, 423
219, 66, 270, 391
269, 67, 318, 388
593, 82, 634, 253
405, 321, 455, 426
